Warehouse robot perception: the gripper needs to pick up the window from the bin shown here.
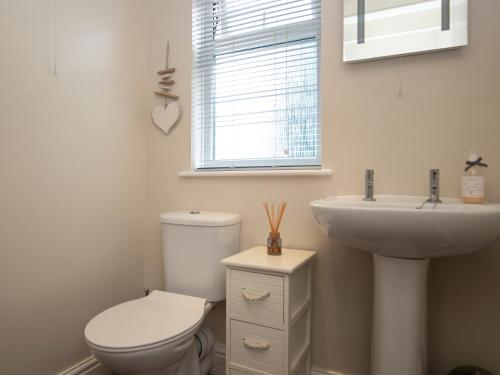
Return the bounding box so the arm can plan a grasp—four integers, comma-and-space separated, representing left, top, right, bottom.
192, 0, 321, 170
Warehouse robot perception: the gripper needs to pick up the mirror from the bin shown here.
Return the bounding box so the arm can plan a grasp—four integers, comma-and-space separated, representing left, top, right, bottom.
344, 0, 468, 62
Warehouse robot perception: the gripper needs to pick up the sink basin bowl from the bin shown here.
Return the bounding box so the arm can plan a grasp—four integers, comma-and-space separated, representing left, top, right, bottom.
311, 195, 500, 259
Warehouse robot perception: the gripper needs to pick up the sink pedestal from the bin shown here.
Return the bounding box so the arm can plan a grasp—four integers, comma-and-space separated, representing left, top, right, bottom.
372, 254, 429, 375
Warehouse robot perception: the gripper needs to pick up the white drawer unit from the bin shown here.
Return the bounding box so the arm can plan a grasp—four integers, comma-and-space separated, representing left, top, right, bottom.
222, 246, 316, 375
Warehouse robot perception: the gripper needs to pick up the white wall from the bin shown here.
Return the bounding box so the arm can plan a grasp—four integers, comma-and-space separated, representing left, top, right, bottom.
0, 1, 148, 373
145, 1, 500, 374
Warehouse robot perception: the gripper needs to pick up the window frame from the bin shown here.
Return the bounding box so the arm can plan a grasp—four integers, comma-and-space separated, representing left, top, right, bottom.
193, 0, 322, 171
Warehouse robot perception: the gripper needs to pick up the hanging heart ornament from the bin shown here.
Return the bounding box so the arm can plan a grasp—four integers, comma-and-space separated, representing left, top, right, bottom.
151, 102, 182, 134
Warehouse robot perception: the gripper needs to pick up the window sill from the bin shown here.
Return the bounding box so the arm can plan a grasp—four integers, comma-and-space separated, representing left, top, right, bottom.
178, 168, 333, 178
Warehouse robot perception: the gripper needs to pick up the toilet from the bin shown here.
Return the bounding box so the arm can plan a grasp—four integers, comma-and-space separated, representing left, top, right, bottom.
84, 211, 240, 375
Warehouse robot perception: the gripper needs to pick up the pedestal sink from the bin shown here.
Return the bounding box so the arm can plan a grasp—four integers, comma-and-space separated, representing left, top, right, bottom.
310, 195, 500, 375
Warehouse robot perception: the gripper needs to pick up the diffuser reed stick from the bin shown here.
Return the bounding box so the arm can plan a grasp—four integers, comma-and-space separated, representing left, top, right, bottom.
263, 202, 287, 255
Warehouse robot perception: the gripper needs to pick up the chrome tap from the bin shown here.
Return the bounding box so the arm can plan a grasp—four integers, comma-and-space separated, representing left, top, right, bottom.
417, 169, 442, 209
427, 169, 442, 204
363, 169, 376, 201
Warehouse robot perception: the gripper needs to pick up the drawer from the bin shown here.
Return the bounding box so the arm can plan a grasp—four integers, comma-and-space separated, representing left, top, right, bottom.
230, 269, 284, 328
230, 320, 284, 375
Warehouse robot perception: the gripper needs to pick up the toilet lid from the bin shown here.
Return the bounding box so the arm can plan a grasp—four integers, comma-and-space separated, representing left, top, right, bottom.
85, 291, 206, 350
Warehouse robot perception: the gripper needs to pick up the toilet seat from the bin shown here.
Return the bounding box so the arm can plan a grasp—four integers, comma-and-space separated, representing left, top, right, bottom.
85, 291, 207, 353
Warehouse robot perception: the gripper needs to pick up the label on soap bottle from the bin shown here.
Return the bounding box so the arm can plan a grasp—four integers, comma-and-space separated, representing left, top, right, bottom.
462, 176, 485, 198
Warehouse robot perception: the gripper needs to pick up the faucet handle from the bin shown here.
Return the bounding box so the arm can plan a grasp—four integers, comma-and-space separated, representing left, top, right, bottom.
428, 169, 442, 203
429, 169, 440, 187
363, 169, 376, 201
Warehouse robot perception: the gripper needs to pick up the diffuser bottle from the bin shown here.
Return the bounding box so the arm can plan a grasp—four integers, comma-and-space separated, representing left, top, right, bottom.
462, 150, 488, 204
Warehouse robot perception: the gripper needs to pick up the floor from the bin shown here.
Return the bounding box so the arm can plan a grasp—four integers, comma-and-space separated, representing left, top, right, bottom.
96, 354, 225, 374
211, 355, 225, 374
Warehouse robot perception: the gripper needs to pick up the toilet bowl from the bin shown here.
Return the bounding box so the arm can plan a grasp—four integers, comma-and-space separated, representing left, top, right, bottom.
84, 211, 240, 375
85, 291, 211, 375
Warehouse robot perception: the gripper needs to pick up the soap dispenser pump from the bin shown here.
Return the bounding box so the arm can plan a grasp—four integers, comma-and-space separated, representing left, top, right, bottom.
462, 149, 488, 204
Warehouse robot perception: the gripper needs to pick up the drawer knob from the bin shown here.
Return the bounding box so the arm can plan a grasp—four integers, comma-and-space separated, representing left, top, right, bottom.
243, 338, 271, 351
242, 288, 270, 302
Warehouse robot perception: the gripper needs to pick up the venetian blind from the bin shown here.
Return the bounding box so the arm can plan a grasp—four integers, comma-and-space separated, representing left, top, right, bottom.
192, 0, 321, 169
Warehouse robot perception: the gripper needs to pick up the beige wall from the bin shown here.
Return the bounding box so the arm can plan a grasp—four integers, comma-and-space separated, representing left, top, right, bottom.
0, 1, 148, 374
3, 0, 498, 374
146, 1, 500, 374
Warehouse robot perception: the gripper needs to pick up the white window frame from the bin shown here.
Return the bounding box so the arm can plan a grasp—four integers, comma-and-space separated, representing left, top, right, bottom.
192, 0, 322, 171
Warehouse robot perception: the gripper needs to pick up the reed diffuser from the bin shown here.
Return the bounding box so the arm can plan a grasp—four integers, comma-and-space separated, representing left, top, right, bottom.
263, 202, 287, 256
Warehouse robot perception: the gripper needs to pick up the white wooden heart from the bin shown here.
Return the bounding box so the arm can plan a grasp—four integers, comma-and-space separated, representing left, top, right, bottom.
151, 102, 182, 134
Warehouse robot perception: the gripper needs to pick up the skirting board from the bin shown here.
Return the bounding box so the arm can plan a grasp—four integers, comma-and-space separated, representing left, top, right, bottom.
56, 356, 105, 375
59, 345, 345, 375
214, 343, 346, 375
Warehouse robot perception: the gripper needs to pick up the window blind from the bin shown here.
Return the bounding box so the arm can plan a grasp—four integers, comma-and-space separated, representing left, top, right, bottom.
192, 0, 321, 170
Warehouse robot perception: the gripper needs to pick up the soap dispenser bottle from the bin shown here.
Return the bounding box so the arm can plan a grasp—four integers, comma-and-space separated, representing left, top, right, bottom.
462, 149, 488, 204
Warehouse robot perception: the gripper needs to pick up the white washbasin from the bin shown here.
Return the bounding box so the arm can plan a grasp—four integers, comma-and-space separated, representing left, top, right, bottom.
310, 195, 500, 259
311, 194, 500, 375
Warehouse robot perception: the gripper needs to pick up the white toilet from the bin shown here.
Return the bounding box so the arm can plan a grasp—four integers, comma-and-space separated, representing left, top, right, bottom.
84, 211, 240, 375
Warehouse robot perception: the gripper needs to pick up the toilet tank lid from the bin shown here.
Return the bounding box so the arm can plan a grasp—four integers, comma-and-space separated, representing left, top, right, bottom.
160, 211, 240, 227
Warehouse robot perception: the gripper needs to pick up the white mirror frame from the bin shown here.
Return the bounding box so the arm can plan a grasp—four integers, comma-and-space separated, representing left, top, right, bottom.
344, 0, 468, 63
